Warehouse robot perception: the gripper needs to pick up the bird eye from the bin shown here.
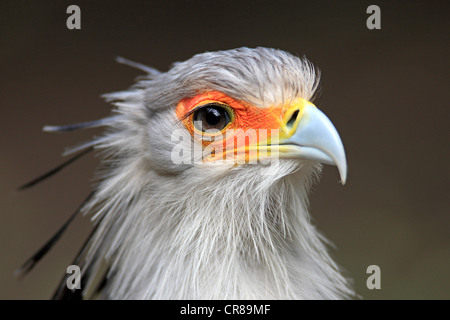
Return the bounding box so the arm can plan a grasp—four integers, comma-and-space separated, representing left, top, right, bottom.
192, 104, 232, 132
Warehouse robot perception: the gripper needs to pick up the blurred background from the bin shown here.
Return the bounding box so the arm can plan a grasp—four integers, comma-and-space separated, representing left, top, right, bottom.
1, 0, 448, 299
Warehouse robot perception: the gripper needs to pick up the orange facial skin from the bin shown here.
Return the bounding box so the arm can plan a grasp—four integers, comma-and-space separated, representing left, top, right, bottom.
176, 91, 284, 163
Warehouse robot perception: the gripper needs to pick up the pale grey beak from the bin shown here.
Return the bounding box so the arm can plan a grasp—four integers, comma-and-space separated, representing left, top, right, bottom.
279, 103, 347, 184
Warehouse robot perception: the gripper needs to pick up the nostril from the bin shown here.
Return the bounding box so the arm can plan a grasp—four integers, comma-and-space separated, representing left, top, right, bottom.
286, 110, 299, 129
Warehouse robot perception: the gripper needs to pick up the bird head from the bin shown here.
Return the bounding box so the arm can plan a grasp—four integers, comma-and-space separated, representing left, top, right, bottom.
102, 47, 346, 187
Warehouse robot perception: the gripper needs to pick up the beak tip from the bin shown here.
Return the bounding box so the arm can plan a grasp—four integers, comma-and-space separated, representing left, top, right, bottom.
336, 160, 347, 186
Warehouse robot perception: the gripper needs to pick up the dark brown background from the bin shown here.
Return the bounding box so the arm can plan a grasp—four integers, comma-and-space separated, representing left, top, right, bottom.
1, 0, 449, 299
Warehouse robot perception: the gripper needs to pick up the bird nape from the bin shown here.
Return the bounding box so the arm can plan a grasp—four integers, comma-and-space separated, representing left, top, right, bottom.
18, 47, 355, 299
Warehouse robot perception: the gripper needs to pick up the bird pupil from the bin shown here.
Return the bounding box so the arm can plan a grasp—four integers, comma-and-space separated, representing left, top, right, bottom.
205, 108, 221, 125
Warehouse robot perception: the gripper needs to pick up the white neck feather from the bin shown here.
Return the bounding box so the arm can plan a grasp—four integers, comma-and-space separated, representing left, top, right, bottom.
82, 159, 353, 299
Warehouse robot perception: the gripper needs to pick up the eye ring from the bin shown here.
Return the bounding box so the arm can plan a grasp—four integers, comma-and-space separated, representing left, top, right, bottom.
191, 103, 234, 133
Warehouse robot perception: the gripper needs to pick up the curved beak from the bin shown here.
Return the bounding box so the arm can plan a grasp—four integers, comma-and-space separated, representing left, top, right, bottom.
278, 100, 347, 184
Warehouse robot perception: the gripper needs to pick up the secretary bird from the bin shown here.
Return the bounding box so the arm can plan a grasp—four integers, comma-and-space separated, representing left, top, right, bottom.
18, 47, 355, 299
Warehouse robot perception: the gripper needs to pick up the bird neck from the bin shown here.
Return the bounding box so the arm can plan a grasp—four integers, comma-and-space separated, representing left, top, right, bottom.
84, 161, 353, 299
